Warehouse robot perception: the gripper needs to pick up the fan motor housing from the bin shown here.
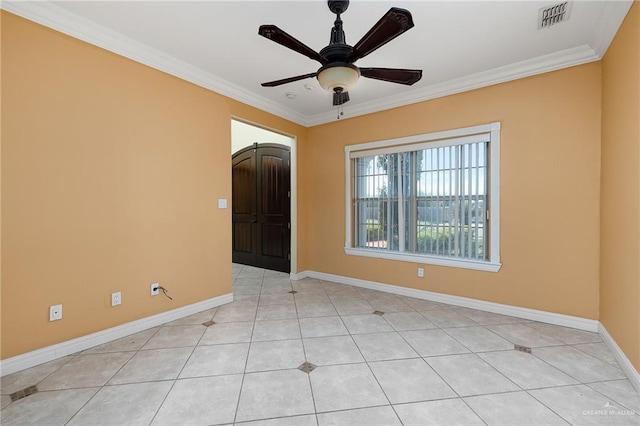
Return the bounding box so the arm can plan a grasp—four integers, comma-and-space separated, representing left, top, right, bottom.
328, 0, 349, 15
320, 43, 353, 63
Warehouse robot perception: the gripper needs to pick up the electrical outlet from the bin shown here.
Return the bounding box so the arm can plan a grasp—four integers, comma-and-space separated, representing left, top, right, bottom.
151, 283, 160, 296
49, 304, 63, 321
417, 267, 425, 278
111, 291, 122, 306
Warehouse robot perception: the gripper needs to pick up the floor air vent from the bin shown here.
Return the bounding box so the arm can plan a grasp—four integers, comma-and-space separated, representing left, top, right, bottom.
538, 2, 571, 29
10, 385, 38, 402
514, 344, 532, 354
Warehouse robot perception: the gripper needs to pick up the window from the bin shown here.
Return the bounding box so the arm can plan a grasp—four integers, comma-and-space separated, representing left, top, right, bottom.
345, 123, 501, 272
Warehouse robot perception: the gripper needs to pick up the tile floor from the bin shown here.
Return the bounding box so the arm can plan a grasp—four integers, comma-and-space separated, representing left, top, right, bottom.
1, 264, 639, 425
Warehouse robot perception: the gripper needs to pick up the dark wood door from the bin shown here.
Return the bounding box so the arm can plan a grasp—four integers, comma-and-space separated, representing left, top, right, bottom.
232, 143, 291, 272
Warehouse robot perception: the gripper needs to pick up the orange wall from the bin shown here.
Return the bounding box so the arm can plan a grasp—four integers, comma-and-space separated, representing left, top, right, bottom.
2, 6, 636, 370
600, 2, 640, 372
304, 64, 603, 319
0, 12, 306, 359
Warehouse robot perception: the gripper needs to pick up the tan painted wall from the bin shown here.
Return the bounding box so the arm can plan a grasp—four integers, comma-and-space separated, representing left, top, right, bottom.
305, 64, 603, 319
0, 12, 306, 359
600, 3, 640, 372
2, 5, 635, 370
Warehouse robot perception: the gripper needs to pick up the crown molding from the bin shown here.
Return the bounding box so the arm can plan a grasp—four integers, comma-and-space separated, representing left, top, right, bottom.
307, 44, 599, 126
1, 1, 310, 126
591, 0, 633, 58
2, 0, 631, 129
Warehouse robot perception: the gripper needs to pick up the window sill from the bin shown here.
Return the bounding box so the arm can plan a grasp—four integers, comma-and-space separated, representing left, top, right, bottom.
344, 247, 502, 272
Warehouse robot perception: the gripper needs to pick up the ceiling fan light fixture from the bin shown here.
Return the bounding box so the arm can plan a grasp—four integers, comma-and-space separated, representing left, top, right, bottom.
317, 65, 360, 92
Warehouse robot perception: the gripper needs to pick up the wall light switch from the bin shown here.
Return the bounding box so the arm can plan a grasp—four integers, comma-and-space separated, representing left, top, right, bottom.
218, 199, 228, 209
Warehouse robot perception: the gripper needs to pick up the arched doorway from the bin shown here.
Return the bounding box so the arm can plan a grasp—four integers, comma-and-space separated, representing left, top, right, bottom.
232, 143, 291, 273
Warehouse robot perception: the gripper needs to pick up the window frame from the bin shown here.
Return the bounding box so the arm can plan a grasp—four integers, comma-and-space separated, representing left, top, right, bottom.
344, 122, 502, 272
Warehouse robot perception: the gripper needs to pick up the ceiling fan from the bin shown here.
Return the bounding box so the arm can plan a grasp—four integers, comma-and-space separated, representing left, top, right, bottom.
258, 0, 422, 106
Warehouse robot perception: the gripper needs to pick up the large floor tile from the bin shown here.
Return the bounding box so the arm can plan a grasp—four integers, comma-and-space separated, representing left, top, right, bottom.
0, 388, 98, 426
152, 375, 243, 425
529, 384, 639, 425
234, 294, 260, 305
180, 343, 249, 378
331, 298, 375, 316
299, 316, 348, 338
478, 350, 578, 389
341, 314, 394, 334
382, 311, 437, 331
68, 381, 173, 425
1, 394, 11, 410
236, 369, 315, 422
141, 325, 206, 349
525, 322, 602, 345
233, 284, 262, 296
38, 352, 134, 390
236, 266, 264, 279
352, 332, 418, 361
369, 358, 456, 403
295, 293, 332, 305
394, 398, 485, 426
258, 294, 294, 306
367, 298, 413, 313
426, 354, 520, 397
456, 308, 527, 325
486, 323, 564, 347
317, 405, 401, 426
587, 380, 640, 413
246, 339, 306, 372
573, 342, 620, 366
464, 391, 568, 425
422, 309, 479, 328
0, 356, 73, 395
214, 306, 258, 323
296, 302, 337, 318
256, 304, 298, 321
400, 329, 470, 357
199, 321, 254, 345
162, 308, 217, 326
443, 326, 514, 352
291, 277, 323, 290
309, 363, 387, 412
261, 277, 292, 287
238, 414, 318, 426
82, 328, 159, 354
533, 346, 627, 383
109, 347, 192, 384
322, 282, 358, 295
403, 298, 452, 311
252, 319, 301, 342
303, 335, 364, 366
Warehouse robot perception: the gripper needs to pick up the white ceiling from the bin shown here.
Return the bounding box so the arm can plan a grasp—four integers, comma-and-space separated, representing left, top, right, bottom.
4, 1, 633, 126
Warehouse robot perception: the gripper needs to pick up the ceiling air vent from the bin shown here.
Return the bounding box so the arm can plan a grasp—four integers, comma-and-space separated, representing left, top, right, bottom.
538, 2, 572, 29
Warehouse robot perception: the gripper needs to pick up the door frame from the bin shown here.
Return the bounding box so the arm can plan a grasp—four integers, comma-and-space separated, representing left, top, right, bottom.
230, 117, 298, 275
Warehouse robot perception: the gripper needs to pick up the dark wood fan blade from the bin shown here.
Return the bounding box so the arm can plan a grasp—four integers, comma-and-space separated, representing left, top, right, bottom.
333, 90, 350, 106
350, 8, 414, 62
261, 73, 317, 87
259, 25, 326, 64
360, 67, 422, 85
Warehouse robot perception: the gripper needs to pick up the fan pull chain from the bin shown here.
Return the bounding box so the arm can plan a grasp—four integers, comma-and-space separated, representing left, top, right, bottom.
336, 104, 344, 120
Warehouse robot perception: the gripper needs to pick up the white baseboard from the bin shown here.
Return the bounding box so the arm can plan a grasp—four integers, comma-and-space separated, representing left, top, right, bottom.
599, 323, 640, 393
296, 270, 599, 332
0, 293, 233, 377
